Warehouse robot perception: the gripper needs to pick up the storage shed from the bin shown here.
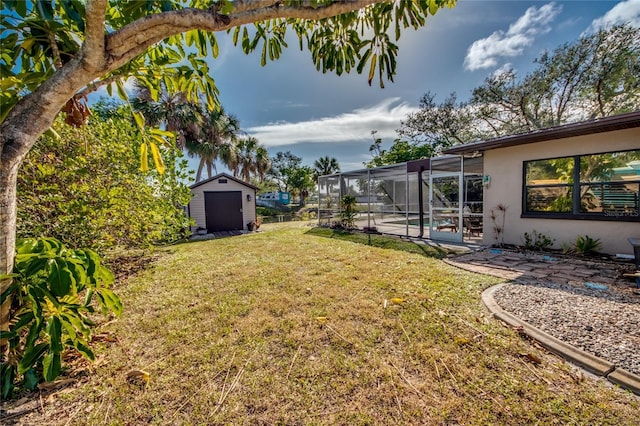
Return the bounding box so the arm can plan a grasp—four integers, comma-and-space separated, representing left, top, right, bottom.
188, 173, 258, 233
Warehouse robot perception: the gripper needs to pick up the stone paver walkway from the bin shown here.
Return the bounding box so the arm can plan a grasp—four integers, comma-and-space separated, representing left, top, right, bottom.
446, 248, 635, 293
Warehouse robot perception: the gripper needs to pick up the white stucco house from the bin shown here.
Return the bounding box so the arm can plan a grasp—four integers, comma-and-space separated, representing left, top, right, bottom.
443, 111, 640, 255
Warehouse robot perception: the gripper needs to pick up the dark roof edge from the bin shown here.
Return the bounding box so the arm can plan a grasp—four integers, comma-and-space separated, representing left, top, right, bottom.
443, 111, 640, 155
189, 172, 259, 190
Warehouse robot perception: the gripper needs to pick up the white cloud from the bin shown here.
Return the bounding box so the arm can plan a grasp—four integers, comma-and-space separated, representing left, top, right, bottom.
588, 0, 640, 32
464, 2, 562, 71
245, 98, 418, 147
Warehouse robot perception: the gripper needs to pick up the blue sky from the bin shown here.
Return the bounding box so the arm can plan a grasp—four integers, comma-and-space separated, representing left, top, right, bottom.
100, 0, 640, 176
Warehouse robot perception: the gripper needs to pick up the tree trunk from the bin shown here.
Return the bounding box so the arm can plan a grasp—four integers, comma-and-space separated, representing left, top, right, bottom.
0, 159, 19, 353
196, 158, 205, 182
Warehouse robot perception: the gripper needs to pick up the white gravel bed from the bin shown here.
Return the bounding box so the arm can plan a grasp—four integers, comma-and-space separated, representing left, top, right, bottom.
493, 280, 640, 376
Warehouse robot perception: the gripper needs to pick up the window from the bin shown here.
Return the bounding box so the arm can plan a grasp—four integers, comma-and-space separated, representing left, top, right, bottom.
523, 149, 640, 221
218, 178, 228, 184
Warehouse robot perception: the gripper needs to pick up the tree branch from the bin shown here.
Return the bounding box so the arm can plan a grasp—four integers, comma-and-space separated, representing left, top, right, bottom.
48, 32, 63, 69
105, 1, 380, 70
2, 0, 387, 165
82, 0, 108, 71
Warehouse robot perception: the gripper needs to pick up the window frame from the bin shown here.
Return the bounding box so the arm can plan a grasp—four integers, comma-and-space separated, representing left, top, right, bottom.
521, 148, 640, 222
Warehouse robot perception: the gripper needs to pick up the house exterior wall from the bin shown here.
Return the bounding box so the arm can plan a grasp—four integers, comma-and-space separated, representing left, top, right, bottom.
189, 177, 256, 232
482, 127, 639, 255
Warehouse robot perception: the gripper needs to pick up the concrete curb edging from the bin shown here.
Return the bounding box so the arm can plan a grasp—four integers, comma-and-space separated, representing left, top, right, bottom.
482, 283, 640, 396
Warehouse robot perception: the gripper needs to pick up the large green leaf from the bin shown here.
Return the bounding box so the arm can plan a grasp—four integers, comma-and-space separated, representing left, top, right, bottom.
42, 352, 62, 382
60, 0, 85, 32
25, 317, 44, 349
47, 316, 63, 353
23, 369, 39, 391
73, 340, 95, 362
35, 0, 54, 20
47, 259, 73, 296
140, 142, 149, 172
96, 288, 124, 317
1, 363, 16, 399
149, 142, 166, 174
12, 311, 35, 332
64, 310, 91, 336
18, 342, 49, 374
59, 312, 79, 340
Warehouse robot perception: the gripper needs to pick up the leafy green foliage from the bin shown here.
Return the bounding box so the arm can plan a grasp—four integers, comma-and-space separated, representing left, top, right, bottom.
1, 0, 455, 123
17, 111, 193, 251
521, 230, 556, 251
471, 24, 640, 133
339, 194, 358, 229
0, 238, 122, 397
0, 0, 226, 119
265, 151, 314, 204
267, 151, 302, 192
288, 166, 315, 203
573, 235, 602, 256
367, 135, 434, 167
396, 91, 478, 152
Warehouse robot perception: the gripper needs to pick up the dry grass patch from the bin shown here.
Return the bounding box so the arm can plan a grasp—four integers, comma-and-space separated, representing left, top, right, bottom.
5, 224, 639, 425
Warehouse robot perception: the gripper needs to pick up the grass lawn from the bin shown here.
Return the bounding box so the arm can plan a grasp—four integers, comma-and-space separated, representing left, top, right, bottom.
12, 223, 638, 425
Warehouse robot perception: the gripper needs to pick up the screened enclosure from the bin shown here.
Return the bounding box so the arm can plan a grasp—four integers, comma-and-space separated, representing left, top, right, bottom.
318, 155, 484, 243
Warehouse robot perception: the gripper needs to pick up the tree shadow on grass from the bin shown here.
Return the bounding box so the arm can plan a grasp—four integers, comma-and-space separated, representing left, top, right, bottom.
305, 227, 456, 259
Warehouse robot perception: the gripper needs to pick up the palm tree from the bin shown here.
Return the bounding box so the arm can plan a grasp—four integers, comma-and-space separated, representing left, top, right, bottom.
229, 136, 270, 183
131, 82, 202, 150
254, 145, 271, 183
313, 156, 340, 181
186, 107, 240, 182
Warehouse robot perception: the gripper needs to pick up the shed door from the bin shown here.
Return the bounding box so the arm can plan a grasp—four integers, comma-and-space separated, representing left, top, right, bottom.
204, 191, 243, 232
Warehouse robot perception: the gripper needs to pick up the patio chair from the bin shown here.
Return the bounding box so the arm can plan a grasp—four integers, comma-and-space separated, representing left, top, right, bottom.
464, 217, 482, 237
436, 216, 458, 232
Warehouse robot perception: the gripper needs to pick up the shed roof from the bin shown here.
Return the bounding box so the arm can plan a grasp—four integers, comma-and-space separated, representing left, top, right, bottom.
189, 172, 258, 190
443, 111, 640, 155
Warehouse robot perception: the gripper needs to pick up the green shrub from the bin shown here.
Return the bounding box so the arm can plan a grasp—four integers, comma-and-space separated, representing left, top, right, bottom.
256, 206, 278, 216
561, 242, 575, 255
0, 238, 122, 398
573, 235, 601, 256
340, 195, 357, 229
17, 115, 193, 252
522, 230, 555, 251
